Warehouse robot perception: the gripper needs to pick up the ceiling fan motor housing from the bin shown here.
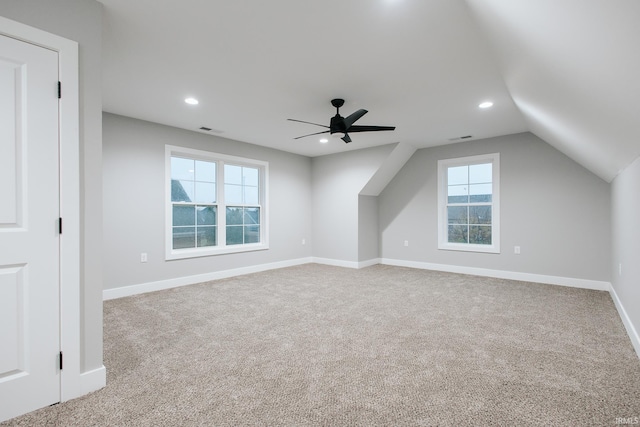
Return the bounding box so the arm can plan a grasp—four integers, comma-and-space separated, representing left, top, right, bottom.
330, 114, 347, 135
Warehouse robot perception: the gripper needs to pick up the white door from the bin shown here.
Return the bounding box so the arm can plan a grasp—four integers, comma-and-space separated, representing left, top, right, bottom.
0, 34, 61, 421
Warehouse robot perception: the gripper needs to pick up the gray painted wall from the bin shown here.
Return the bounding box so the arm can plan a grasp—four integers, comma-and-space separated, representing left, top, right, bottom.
379, 132, 611, 281
358, 195, 379, 262
611, 157, 640, 338
103, 113, 312, 290
0, 0, 103, 372
311, 145, 395, 263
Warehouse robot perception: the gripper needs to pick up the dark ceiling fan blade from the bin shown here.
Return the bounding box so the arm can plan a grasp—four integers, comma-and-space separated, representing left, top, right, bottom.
293, 130, 330, 140
341, 133, 352, 143
344, 109, 368, 128
287, 118, 329, 128
347, 125, 396, 133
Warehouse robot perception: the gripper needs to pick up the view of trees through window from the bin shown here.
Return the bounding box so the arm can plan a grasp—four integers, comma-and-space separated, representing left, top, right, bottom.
171, 157, 217, 249
446, 162, 493, 245
170, 155, 262, 251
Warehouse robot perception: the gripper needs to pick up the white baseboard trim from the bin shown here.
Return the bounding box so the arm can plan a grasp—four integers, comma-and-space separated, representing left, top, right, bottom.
311, 257, 360, 269
311, 257, 381, 269
78, 365, 106, 397
358, 258, 382, 268
380, 258, 610, 291
609, 284, 640, 359
103, 257, 313, 300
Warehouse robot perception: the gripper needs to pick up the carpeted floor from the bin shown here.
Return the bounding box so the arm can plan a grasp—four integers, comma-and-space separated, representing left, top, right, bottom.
3, 264, 640, 426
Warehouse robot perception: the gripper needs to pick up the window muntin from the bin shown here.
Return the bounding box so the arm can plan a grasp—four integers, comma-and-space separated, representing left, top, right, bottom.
166, 146, 268, 259
224, 164, 261, 246
438, 153, 500, 253
224, 164, 259, 205
170, 157, 217, 249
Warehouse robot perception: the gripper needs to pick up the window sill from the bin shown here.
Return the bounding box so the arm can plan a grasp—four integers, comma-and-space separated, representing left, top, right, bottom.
438, 243, 500, 254
166, 243, 269, 261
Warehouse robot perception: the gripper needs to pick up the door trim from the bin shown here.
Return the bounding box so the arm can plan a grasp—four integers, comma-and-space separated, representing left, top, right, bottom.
0, 16, 104, 403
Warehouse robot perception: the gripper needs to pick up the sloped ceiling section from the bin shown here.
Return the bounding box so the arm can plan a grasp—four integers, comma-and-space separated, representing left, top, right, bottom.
465, 0, 640, 182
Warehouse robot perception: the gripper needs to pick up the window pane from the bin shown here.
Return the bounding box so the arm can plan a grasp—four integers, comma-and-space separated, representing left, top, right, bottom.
224, 164, 242, 185
171, 157, 194, 181
469, 163, 492, 184
173, 205, 195, 226
448, 225, 468, 243
448, 166, 468, 185
469, 225, 492, 245
244, 225, 260, 243
197, 206, 216, 225
226, 207, 243, 225
195, 182, 216, 203
448, 185, 468, 204
447, 206, 467, 224
469, 206, 491, 225
243, 167, 259, 186
172, 180, 194, 202
244, 186, 259, 205
469, 184, 492, 203
195, 160, 215, 183
197, 226, 217, 247
226, 225, 243, 245
225, 184, 242, 204
243, 207, 260, 225
173, 226, 195, 249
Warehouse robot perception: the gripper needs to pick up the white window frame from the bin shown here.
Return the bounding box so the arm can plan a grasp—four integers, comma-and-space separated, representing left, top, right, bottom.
437, 153, 500, 254
165, 145, 269, 260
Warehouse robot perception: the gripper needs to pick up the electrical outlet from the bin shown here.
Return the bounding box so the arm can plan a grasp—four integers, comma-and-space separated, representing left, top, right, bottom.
514, 246, 521, 255
141, 252, 148, 263
302, 238, 306, 245
404, 240, 409, 247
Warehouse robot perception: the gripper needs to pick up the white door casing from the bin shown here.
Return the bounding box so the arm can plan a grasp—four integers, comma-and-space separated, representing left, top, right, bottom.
0, 33, 61, 422
0, 15, 104, 423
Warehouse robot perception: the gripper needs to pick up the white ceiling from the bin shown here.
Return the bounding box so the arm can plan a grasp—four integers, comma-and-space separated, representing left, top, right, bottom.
100, 0, 640, 181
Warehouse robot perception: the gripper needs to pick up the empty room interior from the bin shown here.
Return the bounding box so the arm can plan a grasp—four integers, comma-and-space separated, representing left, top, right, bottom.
1, 0, 639, 425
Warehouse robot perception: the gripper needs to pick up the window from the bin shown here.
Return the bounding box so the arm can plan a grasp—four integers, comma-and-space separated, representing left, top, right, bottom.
166, 146, 268, 259
224, 164, 261, 245
437, 153, 500, 253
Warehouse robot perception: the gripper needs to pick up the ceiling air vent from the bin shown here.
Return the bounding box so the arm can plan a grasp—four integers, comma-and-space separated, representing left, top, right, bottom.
198, 127, 223, 134
448, 135, 473, 142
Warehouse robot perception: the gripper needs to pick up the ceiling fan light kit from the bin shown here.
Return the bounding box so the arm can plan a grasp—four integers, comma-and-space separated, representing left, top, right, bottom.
288, 98, 396, 143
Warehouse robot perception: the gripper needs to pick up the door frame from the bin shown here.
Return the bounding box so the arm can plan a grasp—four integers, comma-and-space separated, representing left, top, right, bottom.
0, 16, 85, 402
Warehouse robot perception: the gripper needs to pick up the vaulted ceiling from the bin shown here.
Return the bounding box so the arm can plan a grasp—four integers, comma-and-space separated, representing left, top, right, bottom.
100, 0, 640, 181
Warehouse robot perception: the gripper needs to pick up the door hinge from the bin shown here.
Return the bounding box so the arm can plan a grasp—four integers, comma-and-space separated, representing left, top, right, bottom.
58, 81, 61, 99
58, 217, 63, 234
59, 351, 63, 370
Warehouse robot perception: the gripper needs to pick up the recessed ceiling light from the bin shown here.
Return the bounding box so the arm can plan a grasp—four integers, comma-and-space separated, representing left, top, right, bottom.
319, 138, 329, 143
185, 97, 199, 105
479, 101, 493, 109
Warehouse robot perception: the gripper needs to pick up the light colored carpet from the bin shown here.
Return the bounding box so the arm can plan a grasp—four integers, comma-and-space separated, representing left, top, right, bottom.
3, 264, 640, 426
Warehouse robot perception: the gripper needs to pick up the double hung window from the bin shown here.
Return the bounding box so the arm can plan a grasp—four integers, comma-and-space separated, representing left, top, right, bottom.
437, 153, 500, 253
166, 146, 268, 259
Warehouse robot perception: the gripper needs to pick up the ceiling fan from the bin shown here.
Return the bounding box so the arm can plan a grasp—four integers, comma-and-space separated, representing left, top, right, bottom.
288, 98, 396, 143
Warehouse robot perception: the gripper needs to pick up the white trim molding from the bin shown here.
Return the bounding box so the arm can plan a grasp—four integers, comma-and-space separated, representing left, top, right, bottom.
165, 145, 269, 261
0, 16, 102, 405
103, 258, 312, 300
77, 366, 107, 396
437, 153, 501, 254
380, 258, 610, 291
311, 257, 382, 269
357, 258, 382, 269
609, 284, 640, 359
